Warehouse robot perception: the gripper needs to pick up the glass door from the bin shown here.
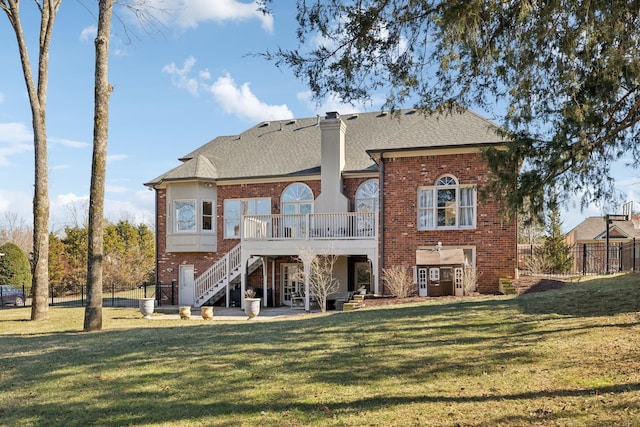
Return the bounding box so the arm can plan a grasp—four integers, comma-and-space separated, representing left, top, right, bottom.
281, 263, 302, 306
354, 261, 371, 294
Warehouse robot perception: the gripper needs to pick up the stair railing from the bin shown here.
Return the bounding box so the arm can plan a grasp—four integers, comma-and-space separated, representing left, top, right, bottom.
194, 243, 242, 305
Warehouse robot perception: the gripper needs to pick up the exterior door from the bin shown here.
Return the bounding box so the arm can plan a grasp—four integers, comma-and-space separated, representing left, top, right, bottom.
440, 267, 454, 296
454, 267, 464, 296
179, 264, 195, 306
417, 267, 428, 296
354, 261, 371, 293
428, 267, 440, 296
281, 263, 302, 306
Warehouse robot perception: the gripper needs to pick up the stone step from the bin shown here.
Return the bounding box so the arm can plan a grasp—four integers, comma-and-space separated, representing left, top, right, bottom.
342, 302, 361, 311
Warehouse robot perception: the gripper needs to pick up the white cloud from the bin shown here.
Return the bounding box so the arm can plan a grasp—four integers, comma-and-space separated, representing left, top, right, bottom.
106, 184, 128, 194
297, 91, 380, 117
163, 58, 294, 122
0, 123, 90, 165
50, 136, 89, 149
146, 0, 273, 32
0, 122, 33, 166
107, 154, 128, 163
208, 73, 293, 122
162, 56, 200, 96
80, 26, 97, 42
103, 190, 155, 226
0, 188, 32, 223
48, 193, 90, 229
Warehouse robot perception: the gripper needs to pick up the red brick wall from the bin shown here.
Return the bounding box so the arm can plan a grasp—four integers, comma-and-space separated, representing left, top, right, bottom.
155, 180, 322, 301
380, 152, 517, 294
155, 153, 516, 300
155, 188, 221, 287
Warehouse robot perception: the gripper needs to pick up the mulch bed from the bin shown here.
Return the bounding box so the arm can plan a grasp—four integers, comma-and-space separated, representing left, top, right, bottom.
511, 276, 566, 294
356, 276, 566, 308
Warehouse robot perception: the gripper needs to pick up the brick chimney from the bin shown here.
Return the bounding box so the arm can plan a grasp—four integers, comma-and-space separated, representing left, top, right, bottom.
315, 112, 349, 213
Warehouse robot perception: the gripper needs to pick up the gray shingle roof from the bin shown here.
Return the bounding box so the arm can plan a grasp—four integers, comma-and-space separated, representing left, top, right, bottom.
146, 108, 504, 186
567, 216, 640, 240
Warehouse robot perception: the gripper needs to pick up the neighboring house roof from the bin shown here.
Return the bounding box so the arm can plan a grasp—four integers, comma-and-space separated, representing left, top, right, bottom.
146, 108, 505, 186
566, 216, 640, 241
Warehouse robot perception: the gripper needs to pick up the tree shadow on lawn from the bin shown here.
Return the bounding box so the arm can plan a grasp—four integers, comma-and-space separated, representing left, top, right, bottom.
514, 273, 640, 317
6, 365, 639, 427
2, 296, 639, 426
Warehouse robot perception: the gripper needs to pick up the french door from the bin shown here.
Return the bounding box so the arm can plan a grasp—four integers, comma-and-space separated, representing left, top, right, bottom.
281, 263, 302, 306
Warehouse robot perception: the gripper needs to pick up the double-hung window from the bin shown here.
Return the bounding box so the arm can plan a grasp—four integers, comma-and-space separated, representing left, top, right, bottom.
202, 201, 213, 231
418, 175, 476, 230
224, 198, 270, 238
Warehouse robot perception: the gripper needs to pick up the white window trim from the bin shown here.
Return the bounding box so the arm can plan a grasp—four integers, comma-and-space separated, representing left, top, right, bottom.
417, 176, 477, 230
224, 197, 271, 239
174, 199, 197, 233
281, 183, 314, 215
201, 200, 214, 233
355, 179, 379, 213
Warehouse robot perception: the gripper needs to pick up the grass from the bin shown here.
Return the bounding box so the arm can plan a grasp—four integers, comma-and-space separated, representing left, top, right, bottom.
1, 274, 639, 426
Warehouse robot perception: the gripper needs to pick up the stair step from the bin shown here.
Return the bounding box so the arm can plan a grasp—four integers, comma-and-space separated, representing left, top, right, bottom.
343, 302, 361, 311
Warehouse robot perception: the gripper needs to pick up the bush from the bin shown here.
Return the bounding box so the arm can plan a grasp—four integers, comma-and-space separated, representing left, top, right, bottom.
382, 265, 416, 298
0, 242, 32, 288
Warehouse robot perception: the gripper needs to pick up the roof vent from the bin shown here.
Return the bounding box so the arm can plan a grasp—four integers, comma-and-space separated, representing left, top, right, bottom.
259, 122, 270, 128
286, 119, 296, 125
377, 111, 388, 117
405, 109, 417, 115
347, 114, 359, 120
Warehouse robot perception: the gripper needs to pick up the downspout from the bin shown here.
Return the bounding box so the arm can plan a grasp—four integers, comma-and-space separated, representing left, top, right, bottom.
379, 152, 385, 276
153, 187, 160, 305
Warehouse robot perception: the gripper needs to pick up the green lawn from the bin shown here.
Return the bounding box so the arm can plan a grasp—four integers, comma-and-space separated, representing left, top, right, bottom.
1, 274, 639, 426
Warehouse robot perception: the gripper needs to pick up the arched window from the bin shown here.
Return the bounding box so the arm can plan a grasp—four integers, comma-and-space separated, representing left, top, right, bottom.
355, 179, 379, 213
281, 183, 314, 238
418, 175, 476, 230
281, 183, 314, 215
355, 179, 379, 236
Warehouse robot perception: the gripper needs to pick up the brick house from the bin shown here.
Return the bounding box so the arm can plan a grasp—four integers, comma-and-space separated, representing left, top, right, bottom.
145, 109, 517, 309
564, 213, 640, 273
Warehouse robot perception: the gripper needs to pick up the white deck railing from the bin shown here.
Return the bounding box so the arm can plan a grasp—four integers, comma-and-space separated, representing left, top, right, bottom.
194, 243, 242, 305
242, 212, 377, 241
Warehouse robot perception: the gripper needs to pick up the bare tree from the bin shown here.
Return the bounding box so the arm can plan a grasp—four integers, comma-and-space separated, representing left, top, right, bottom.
294, 248, 340, 313
0, 212, 33, 254
1, 0, 62, 320
84, 0, 114, 332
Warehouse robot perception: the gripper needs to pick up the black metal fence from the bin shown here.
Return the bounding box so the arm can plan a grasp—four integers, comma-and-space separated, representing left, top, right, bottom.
518, 239, 640, 276
0, 282, 182, 309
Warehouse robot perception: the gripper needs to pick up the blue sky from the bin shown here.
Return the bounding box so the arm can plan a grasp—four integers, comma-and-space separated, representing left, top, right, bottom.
0, 0, 637, 234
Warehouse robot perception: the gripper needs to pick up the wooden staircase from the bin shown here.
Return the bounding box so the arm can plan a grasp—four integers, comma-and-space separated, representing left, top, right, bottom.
193, 244, 261, 308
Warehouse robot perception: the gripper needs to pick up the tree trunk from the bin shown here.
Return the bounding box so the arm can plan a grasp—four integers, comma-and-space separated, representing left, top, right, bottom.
84, 0, 114, 332
2, 0, 61, 321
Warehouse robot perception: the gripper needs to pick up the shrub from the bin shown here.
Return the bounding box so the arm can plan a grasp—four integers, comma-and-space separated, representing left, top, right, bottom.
0, 242, 32, 289
382, 265, 416, 298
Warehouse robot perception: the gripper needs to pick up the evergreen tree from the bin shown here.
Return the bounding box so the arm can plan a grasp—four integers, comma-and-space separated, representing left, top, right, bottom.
48, 233, 66, 295
0, 242, 32, 289
263, 0, 640, 218
539, 207, 573, 273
